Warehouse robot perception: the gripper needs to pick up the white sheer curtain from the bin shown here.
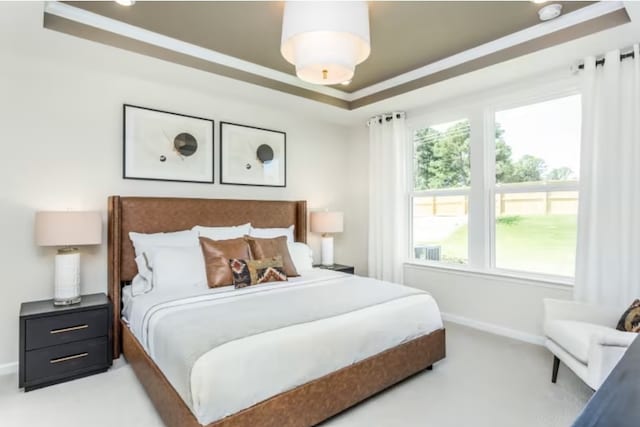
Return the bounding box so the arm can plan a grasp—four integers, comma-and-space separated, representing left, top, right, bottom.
575, 44, 640, 307
367, 112, 407, 283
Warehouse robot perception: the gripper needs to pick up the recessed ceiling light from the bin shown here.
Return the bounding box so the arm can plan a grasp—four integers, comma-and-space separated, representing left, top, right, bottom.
340, 80, 352, 86
115, 0, 136, 6
531, 0, 547, 4
538, 4, 562, 21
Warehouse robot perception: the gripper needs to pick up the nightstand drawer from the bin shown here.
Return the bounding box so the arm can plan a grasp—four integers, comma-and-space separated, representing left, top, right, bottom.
25, 308, 108, 351
24, 337, 109, 384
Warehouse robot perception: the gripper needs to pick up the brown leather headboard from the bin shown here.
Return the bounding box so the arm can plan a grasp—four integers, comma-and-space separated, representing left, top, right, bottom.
107, 195, 307, 358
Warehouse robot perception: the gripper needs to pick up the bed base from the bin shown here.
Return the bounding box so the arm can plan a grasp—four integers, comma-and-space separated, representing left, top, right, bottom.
122, 321, 446, 427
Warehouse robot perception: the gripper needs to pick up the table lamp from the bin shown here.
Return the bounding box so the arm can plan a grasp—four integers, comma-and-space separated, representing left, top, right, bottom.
310, 210, 344, 266
35, 211, 102, 306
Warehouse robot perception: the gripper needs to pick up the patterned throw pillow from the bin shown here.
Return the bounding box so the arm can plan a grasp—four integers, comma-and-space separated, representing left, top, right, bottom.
228, 258, 252, 288
257, 268, 286, 283
616, 299, 640, 333
228, 256, 287, 289
248, 256, 287, 285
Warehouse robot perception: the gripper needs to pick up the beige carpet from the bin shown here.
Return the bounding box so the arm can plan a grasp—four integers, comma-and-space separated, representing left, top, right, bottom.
0, 323, 592, 427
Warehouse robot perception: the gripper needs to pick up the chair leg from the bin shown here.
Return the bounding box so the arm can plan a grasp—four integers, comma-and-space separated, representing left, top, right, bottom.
551, 355, 560, 383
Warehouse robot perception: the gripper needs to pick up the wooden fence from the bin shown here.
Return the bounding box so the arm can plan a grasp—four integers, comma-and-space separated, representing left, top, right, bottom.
414, 191, 578, 217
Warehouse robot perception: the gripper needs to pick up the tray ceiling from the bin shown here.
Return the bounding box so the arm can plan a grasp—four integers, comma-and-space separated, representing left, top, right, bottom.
46, 1, 630, 109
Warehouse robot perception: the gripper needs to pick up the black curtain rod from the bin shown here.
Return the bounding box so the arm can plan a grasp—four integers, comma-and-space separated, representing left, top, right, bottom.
577, 51, 635, 70
374, 113, 403, 124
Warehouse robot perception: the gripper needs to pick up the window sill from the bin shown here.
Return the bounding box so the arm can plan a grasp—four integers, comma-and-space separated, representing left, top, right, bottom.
403, 260, 574, 290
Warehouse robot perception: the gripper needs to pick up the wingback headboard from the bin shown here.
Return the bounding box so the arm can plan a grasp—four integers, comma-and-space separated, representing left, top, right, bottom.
107, 196, 307, 358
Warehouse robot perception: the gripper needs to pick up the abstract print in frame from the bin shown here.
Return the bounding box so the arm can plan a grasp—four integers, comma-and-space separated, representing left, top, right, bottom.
123, 104, 214, 183
220, 122, 286, 187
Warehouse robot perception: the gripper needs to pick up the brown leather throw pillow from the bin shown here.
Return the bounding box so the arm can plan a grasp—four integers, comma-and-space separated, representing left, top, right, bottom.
245, 236, 299, 277
199, 237, 251, 288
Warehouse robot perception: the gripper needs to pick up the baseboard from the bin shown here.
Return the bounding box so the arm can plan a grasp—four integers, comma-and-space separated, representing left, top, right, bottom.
0, 361, 17, 376
442, 312, 545, 346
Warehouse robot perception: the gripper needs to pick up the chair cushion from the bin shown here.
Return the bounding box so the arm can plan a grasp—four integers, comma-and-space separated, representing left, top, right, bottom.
545, 320, 614, 364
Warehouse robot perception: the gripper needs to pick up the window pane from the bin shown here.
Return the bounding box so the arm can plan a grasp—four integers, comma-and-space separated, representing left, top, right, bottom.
493, 95, 581, 278
413, 119, 471, 191
495, 191, 578, 276
413, 195, 468, 264
495, 95, 581, 185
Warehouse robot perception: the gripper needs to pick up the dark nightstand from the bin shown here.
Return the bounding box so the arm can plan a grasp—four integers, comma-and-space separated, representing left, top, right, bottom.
313, 264, 355, 275
19, 293, 112, 391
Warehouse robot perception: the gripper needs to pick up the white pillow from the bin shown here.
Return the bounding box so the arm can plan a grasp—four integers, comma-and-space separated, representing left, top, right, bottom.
128, 230, 199, 295
130, 274, 151, 297
134, 254, 152, 281
287, 242, 314, 273
131, 254, 153, 296
193, 223, 251, 240
250, 225, 295, 243
129, 229, 198, 268
151, 245, 207, 292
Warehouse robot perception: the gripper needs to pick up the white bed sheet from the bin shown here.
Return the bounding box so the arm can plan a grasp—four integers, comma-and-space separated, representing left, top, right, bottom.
122, 269, 443, 425
121, 268, 342, 325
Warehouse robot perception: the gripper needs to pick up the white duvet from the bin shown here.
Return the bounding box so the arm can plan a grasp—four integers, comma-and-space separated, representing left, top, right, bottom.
122, 269, 443, 425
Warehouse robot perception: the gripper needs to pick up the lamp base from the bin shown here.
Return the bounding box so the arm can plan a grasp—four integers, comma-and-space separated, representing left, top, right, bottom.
53, 296, 82, 306
321, 236, 334, 266
54, 248, 81, 306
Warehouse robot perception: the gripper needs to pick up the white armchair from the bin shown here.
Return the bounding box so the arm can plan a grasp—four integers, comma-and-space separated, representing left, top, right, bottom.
543, 298, 637, 390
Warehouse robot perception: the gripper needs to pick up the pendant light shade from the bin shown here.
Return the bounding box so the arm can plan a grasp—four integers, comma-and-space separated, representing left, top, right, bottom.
281, 1, 370, 85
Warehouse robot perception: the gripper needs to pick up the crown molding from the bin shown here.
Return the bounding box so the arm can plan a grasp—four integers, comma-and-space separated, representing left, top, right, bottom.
43, 1, 630, 110
346, 1, 627, 101
44, 1, 350, 101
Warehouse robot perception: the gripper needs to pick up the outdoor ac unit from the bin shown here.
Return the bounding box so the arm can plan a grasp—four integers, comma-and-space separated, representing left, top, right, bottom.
414, 245, 442, 261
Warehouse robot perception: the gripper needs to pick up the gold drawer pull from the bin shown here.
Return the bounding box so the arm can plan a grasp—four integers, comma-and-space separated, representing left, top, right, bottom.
50, 352, 88, 364
50, 324, 89, 334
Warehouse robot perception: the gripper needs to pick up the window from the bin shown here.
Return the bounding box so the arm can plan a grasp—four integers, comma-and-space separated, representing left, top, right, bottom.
493, 95, 581, 277
411, 119, 470, 264
409, 92, 582, 281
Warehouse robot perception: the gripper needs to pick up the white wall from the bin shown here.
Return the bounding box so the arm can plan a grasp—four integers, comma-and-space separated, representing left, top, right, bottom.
0, 3, 363, 367
345, 125, 370, 275
404, 266, 572, 343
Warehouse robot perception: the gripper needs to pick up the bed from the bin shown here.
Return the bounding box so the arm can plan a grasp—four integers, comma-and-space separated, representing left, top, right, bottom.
108, 196, 446, 427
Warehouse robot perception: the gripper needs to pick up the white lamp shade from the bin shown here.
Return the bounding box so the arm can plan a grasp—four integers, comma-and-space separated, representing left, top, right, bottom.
310, 211, 344, 234
35, 211, 102, 247
281, 1, 370, 85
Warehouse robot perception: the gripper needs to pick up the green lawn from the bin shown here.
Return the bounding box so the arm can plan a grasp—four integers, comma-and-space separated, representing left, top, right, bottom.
436, 215, 577, 277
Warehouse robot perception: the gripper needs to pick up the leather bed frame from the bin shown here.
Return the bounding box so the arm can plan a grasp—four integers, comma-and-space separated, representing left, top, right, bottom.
108, 195, 446, 427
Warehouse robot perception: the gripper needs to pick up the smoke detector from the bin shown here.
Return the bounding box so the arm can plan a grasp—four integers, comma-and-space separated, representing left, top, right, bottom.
538, 4, 563, 21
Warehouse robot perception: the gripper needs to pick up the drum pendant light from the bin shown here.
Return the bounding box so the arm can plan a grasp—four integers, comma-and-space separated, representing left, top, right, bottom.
280, 1, 371, 85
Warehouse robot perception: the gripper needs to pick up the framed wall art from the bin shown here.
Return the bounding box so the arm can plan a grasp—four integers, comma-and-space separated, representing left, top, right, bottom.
220, 122, 286, 187
123, 104, 214, 183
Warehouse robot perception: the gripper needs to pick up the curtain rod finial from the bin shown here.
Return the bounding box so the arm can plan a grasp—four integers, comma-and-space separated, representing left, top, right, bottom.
570, 63, 580, 75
